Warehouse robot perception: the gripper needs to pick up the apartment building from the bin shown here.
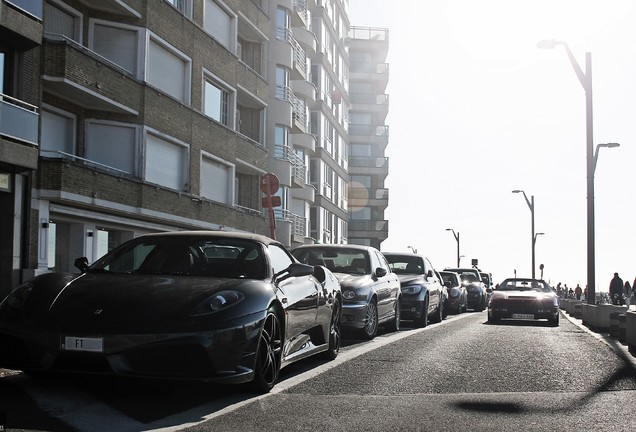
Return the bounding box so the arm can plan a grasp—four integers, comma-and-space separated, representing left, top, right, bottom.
347, 25, 389, 249
0, 0, 42, 292
0, 0, 390, 296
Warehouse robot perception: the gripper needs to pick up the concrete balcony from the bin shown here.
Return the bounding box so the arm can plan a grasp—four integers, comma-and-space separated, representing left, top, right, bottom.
349, 124, 389, 152
1, 0, 43, 49
291, 131, 316, 153
348, 187, 388, 209
42, 38, 140, 115
292, 26, 317, 55
75, 0, 141, 18
291, 183, 315, 203
348, 219, 389, 241
291, 80, 316, 104
348, 156, 389, 178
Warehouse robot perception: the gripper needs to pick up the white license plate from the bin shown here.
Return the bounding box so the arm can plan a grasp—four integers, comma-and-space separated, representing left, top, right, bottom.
62, 336, 104, 353
512, 313, 535, 320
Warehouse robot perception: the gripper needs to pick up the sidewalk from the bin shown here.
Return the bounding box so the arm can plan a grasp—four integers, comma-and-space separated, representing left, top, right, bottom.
561, 308, 636, 369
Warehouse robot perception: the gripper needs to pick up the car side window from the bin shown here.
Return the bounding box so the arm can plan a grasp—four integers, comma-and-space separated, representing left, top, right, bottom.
268, 244, 294, 274
373, 250, 390, 273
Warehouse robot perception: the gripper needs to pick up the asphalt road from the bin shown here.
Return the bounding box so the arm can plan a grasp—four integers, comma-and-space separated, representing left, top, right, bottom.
1, 311, 635, 431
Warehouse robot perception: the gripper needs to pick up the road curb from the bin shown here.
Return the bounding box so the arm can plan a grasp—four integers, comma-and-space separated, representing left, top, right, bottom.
561, 309, 636, 370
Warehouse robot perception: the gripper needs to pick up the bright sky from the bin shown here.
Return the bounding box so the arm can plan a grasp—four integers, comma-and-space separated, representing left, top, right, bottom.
349, 0, 636, 291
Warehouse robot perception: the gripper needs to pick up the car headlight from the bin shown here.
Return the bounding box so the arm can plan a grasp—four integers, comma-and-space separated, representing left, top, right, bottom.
402, 284, 422, 295
449, 287, 460, 297
342, 290, 356, 300
191, 290, 245, 316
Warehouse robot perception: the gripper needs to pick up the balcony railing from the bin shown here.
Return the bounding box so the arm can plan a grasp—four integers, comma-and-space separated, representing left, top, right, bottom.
349, 124, 389, 137
274, 209, 307, 238
6, 0, 42, 20
349, 26, 389, 42
349, 220, 389, 232
349, 93, 389, 105
275, 145, 307, 184
348, 156, 389, 169
0, 94, 39, 145
350, 62, 389, 75
275, 85, 293, 104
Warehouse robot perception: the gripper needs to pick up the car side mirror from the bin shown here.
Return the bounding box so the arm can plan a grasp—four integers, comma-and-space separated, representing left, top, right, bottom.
74, 257, 89, 273
426, 270, 434, 279
375, 267, 387, 278
275, 262, 314, 282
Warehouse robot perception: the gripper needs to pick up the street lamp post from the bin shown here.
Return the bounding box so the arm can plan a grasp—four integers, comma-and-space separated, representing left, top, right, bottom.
445, 228, 460, 267
538, 39, 619, 304
512, 190, 536, 278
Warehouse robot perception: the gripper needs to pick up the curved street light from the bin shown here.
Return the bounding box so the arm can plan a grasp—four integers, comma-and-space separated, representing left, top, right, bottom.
512, 190, 536, 278
538, 39, 619, 304
445, 228, 460, 267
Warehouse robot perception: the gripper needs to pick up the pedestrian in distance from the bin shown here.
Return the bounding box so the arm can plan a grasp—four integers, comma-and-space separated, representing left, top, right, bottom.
609, 272, 624, 305
625, 281, 632, 308
574, 284, 582, 301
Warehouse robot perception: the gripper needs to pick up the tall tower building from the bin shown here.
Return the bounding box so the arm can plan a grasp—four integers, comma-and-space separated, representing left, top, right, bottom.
347, 25, 389, 249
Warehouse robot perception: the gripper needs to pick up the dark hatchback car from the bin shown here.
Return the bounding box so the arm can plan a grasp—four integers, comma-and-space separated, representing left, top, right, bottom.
444, 267, 487, 311
292, 245, 400, 340
384, 253, 446, 327
0, 231, 342, 392
488, 278, 560, 326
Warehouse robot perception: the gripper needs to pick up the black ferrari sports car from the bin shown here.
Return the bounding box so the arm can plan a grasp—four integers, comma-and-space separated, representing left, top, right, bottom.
0, 231, 342, 392
487, 278, 559, 326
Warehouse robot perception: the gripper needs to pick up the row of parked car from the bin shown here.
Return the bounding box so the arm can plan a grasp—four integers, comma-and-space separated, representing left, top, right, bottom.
292, 243, 494, 339
0, 231, 494, 394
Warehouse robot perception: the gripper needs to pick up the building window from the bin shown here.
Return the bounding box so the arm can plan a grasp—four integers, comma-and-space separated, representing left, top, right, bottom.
147, 36, 191, 104
41, 106, 76, 158
144, 132, 188, 191
85, 121, 138, 175
204, 75, 233, 126
238, 36, 263, 75
236, 89, 265, 144
165, 0, 192, 18
203, 0, 235, 51
91, 21, 141, 76
44, 0, 82, 43
201, 155, 234, 204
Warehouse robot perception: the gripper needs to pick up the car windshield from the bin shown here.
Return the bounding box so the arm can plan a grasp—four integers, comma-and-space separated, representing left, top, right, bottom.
446, 269, 479, 283
498, 279, 552, 293
293, 248, 369, 275
89, 236, 267, 279
385, 255, 424, 275
441, 273, 458, 287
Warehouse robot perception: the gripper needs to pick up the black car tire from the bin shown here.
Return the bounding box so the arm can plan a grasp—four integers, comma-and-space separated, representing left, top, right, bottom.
431, 296, 443, 323
360, 299, 379, 340
548, 313, 560, 327
442, 299, 449, 320
415, 296, 429, 328
386, 297, 400, 332
488, 311, 499, 323
251, 309, 282, 393
322, 298, 342, 360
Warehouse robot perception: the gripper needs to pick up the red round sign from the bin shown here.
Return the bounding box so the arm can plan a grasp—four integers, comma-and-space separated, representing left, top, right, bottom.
260, 173, 280, 195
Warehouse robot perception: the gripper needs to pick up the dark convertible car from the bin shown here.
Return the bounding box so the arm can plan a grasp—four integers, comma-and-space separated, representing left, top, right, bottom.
487, 278, 559, 326
292, 244, 400, 340
0, 231, 342, 392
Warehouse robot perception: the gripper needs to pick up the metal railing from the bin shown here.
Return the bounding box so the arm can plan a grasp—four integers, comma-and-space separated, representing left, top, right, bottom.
349, 93, 389, 105
274, 145, 307, 183
274, 209, 307, 238
48, 150, 133, 176
6, 0, 42, 20
349, 26, 389, 42
349, 124, 389, 137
